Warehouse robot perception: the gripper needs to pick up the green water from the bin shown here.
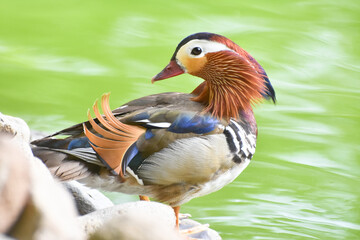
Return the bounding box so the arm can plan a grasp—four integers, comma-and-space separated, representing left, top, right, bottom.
1, 1, 359, 239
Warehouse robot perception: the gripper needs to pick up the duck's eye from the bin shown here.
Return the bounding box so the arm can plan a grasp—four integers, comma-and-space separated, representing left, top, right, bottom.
191, 47, 202, 56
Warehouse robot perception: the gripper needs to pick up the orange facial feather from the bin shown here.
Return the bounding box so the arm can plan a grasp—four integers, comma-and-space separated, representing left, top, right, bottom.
191, 51, 266, 120
210, 35, 266, 76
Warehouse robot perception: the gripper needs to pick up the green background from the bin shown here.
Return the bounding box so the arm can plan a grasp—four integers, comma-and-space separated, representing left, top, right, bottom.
1, 0, 359, 239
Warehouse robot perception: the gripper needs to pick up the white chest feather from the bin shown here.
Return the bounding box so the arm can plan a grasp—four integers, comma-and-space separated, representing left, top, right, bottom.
190, 158, 251, 200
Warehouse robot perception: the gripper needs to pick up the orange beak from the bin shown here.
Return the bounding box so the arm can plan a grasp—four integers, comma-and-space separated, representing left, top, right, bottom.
152, 60, 185, 83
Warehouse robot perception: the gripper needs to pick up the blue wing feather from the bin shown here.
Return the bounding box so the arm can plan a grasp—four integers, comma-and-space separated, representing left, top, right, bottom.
122, 143, 139, 175
144, 129, 155, 140
131, 112, 150, 121
168, 114, 218, 134
68, 137, 91, 150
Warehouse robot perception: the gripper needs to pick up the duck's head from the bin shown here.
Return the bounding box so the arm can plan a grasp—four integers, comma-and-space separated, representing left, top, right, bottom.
153, 32, 276, 119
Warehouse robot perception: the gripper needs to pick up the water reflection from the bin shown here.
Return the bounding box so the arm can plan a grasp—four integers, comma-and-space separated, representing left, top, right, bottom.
0, 42, 109, 75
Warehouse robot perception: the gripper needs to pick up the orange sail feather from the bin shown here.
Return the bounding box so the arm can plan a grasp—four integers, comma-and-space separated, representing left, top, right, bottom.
83, 93, 145, 179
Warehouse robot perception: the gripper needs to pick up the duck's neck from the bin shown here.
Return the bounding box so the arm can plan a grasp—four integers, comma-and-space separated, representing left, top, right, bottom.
190, 51, 266, 120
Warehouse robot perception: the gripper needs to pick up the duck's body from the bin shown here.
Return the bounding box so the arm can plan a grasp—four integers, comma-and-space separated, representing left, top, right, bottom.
32, 32, 275, 225
33, 92, 256, 207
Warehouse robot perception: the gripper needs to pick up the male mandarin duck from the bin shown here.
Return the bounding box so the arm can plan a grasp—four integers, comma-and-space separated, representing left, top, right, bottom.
32, 32, 275, 228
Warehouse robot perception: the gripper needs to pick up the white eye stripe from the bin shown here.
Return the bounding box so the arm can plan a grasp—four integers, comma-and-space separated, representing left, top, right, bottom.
184, 39, 234, 58
174, 39, 235, 72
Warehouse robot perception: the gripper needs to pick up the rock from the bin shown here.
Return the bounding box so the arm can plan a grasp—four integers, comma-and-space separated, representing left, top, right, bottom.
0, 119, 31, 233
9, 159, 85, 240
88, 211, 182, 240
78, 201, 181, 240
78, 200, 222, 240
0, 113, 85, 240
0, 235, 16, 240
0, 113, 30, 143
180, 219, 222, 240
64, 181, 114, 215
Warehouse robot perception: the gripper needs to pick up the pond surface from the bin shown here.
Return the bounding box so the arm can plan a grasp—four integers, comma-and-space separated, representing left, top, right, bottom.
1, 0, 359, 239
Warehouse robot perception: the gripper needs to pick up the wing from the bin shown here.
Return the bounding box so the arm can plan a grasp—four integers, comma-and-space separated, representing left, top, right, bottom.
44, 92, 205, 138
32, 92, 213, 180
84, 93, 226, 180
32, 92, 256, 189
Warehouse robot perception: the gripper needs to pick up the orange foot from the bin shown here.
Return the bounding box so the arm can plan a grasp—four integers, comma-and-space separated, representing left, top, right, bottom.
173, 206, 209, 238
139, 195, 150, 201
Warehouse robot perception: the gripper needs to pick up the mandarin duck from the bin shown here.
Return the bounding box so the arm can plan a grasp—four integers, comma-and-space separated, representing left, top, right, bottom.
31, 32, 275, 229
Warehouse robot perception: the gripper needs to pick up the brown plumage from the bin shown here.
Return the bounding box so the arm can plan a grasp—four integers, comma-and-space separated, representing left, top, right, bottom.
191, 50, 266, 119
